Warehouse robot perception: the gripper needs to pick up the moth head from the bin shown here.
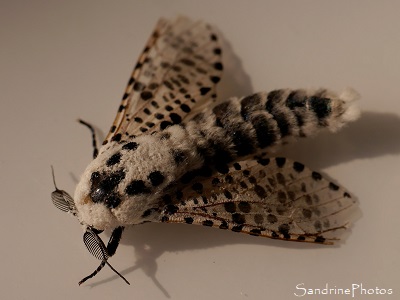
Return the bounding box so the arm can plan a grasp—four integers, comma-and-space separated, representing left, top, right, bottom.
51, 167, 129, 285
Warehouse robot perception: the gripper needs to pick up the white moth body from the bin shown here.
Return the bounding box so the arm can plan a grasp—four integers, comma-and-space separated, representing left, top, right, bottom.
51, 16, 360, 285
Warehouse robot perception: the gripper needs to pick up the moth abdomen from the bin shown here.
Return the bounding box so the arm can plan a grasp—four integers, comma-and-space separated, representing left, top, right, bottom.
187, 88, 359, 164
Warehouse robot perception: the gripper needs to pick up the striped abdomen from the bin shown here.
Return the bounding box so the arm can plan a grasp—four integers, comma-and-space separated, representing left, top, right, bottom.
185, 88, 359, 169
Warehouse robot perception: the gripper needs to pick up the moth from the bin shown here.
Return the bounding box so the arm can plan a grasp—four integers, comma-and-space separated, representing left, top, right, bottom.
51, 16, 360, 285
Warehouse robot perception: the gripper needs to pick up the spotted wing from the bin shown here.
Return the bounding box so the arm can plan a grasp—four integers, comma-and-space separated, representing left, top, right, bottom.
160, 156, 356, 244
103, 16, 223, 146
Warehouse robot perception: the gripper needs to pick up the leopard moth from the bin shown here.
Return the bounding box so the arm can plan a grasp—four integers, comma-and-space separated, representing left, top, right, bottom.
51, 16, 360, 286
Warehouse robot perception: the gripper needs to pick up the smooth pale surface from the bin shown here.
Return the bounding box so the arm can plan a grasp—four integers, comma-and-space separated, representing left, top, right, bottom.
1, 1, 399, 299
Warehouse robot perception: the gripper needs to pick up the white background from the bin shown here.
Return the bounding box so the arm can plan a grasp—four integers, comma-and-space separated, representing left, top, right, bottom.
1, 1, 399, 299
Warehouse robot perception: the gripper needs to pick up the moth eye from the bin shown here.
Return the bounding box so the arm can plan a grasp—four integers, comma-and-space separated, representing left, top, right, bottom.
91, 187, 106, 203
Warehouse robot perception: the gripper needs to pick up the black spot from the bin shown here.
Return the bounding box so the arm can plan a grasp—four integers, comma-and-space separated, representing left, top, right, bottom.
243, 170, 250, 177
277, 191, 287, 203
271, 231, 279, 238
155, 113, 164, 120
212, 178, 220, 186
143, 108, 151, 115
309, 97, 331, 120
134, 117, 143, 123
302, 209, 312, 219
162, 194, 172, 205
232, 213, 246, 224
118, 105, 125, 112
254, 185, 267, 198
177, 74, 190, 84
163, 80, 174, 90
293, 161, 305, 172
122, 93, 129, 100
202, 220, 213, 227
224, 202, 236, 213
275, 157, 286, 167
254, 214, 264, 224
122, 142, 138, 151
210, 33, 218, 41
148, 82, 159, 90
231, 225, 243, 232
276, 204, 287, 215
250, 229, 262, 236
106, 153, 121, 167
312, 171, 322, 181
125, 180, 150, 195
219, 221, 229, 229
165, 204, 178, 215
278, 223, 290, 239
213, 48, 222, 55
304, 195, 313, 205
184, 217, 194, 224
315, 236, 326, 243
329, 182, 340, 191
160, 121, 173, 130
172, 65, 182, 72
225, 175, 233, 184
297, 236, 306, 241
267, 214, 278, 224
210, 76, 220, 83
276, 173, 286, 185
343, 192, 351, 198
180, 104, 191, 113
133, 81, 144, 91
104, 194, 122, 209
238, 202, 251, 213
216, 163, 229, 174
191, 182, 203, 193
223, 190, 233, 199
110, 125, 116, 133
248, 176, 257, 184
314, 220, 322, 231
233, 163, 242, 170
90, 170, 126, 203
142, 208, 154, 218
111, 133, 122, 142
148, 171, 165, 186
91, 171, 101, 184
169, 113, 182, 124
257, 158, 270, 166
200, 87, 211, 95
172, 150, 185, 164
181, 58, 195, 66
213, 62, 223, 70
128, 77, 135, 85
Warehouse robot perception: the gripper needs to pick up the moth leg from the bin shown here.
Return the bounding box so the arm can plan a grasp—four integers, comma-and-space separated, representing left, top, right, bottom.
107, 226, 124, 257
78, 119, 99, 159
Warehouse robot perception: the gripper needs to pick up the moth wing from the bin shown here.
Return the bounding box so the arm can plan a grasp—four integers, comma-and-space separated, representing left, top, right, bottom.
103, 16, 222, 146
160, 156, 356, 244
